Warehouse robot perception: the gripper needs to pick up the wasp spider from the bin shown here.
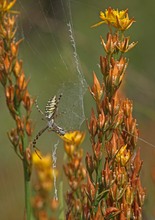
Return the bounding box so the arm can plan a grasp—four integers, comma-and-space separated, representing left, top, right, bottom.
33, 94, 66, 154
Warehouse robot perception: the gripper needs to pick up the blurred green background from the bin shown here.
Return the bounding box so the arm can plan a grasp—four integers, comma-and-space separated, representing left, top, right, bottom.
0, 0, 155, 219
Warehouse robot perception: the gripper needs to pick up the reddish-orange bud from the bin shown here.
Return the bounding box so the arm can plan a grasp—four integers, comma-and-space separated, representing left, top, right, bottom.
87, 109, 97, 136
137, 178, 146, 206
64, 143, 75, 157
101, 33, 118, 54
89, 72, 104, 103
105, 207, 120, 218
117, 36, 138, 53
15, 116, 24, 133
85, 153, 94, 174
123, 99, 133, 117
26, 119, 33, 136
5, 85, 14, 102
74, 157, 80, 170
17, 72, 25, 90
102, 159, 112, 186
3, 54, 10, 73
13, 60, 22, 77
93, 142, 102, 160
11, 39, 23, 57
100, 56, 109, 76
25, 147, 32, 167
70, 180, 78, 190
50, 198, 59, 211
98, 110, 105, 129
86, 173, 96, 201
22, 90, 33, 111
7, 128, 19, 147
125, 185, 134, 205
110, 182, 117, 200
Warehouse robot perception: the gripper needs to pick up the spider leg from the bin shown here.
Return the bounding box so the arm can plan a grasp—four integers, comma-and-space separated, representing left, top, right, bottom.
33, 125, 49, 157
57, 93, 63, 104
53, 93, 63, 119
35, 98, 45, 118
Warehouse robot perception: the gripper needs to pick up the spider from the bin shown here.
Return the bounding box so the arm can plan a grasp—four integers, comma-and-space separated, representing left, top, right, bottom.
33, 94, 66, 154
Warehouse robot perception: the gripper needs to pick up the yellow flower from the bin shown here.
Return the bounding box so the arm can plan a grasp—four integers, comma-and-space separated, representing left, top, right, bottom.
32, 152, 58, 192
0, 0, 18, 14
62, 130, 85, 145
61, 131, 85, 156
92, 7, 135, 31
32, 152, 52, 169
115, 144, 130, 166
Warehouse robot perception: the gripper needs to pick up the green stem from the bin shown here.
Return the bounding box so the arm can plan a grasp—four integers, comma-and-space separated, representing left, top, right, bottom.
22, 133, 32, 220
24, 170, 31, 220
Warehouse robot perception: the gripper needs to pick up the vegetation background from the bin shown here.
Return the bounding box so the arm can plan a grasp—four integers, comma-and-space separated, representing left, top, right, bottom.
0, 0, 155, 219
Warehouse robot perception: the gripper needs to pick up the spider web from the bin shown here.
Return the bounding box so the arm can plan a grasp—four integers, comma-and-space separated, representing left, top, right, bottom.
16, 0, 155, 145
16, 0, 88, 131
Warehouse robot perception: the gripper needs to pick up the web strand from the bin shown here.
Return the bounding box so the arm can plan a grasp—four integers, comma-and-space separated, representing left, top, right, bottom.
123, 129, 155, 149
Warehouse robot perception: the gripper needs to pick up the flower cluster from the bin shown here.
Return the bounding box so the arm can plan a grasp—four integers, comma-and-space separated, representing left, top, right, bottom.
0, 1, 33, 218
62, 131, 87, 219
0, 0, 33, 169
84, 7, 145, 219
92, 7, 135, 31
32, 152, 59, 219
